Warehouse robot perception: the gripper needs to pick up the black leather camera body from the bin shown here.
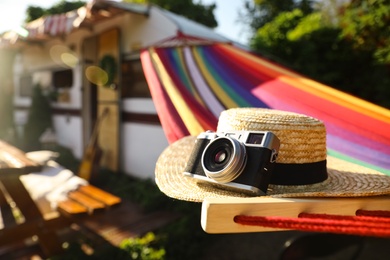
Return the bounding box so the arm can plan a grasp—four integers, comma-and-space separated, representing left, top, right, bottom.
184, 130, 280, 195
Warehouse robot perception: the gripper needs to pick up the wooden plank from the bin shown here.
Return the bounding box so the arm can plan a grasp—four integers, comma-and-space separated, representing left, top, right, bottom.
1, 176, 43, 221
78, 185, 121, 206
97, 28, 120, 172
201, 196, 390, 234
0, 141, 40, 169
98, 104, 119, 171
57, 185, 121, 216
67, 190, 105, 214
0, 214, 69, 245
57, 199, 89, 216
0, 185, 16, 228
0, 176, 65, 256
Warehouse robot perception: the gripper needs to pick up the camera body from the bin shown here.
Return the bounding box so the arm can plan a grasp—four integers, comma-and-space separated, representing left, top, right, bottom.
184, 130, 280, 196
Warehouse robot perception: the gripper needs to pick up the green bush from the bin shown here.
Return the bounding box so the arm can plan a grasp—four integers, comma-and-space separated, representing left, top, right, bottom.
94, 171, 212, 259
250, 8, 390, 108
120, 232, 165, 260
52, 145, 80, 173
23, 84, 53, 151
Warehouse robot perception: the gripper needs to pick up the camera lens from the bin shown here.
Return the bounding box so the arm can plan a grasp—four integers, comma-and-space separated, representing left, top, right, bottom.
201, 137, 247, 183
214, 150, 227, 164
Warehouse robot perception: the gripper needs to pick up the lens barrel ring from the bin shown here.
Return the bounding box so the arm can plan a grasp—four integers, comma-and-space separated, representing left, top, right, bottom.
201, 137, 247, 183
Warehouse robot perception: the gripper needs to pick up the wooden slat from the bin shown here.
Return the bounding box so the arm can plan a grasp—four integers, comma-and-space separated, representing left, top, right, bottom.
78, 185, 121, 206
57, 185, 121, 216
57, 200, 89, 216
0, 214, 69, 246
67, 190, 106, 214
0, 141, 40, 169
1, 176, 43, 220
201, 196, 390, 234
0, 187, 16, 228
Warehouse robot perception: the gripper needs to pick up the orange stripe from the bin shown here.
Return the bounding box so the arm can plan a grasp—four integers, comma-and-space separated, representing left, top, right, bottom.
220, 44, 390, 123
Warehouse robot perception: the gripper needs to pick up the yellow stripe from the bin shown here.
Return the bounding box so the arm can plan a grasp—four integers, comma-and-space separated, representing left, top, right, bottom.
223, 44, 390, 123
192, 47, 238, 108
176, 48, 204, 105
150, 48, 205, 135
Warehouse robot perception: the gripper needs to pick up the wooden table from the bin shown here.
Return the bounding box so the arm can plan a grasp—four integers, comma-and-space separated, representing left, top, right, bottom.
0, 140, 68, 256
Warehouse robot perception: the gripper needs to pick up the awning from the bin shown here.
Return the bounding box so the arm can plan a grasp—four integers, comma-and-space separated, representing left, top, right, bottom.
141, 43, 390, 175
2, 0, 149, 44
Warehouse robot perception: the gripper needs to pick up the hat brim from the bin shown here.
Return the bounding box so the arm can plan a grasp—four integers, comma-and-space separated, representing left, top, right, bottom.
155, 136, 390, 202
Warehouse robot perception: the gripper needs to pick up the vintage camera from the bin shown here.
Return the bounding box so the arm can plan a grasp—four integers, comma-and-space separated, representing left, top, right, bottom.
184, 130, 280, 196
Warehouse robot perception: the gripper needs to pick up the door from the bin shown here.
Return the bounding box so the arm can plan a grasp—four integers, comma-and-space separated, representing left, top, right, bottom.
97, 28, 120, 171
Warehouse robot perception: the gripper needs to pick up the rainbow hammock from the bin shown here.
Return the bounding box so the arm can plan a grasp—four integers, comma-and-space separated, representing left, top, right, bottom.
141, 43, 390, 175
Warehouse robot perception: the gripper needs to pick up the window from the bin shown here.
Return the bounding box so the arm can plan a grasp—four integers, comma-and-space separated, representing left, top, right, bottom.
52, 69, 73, 88
19, 74, 33, 97
121, 59, 151, 98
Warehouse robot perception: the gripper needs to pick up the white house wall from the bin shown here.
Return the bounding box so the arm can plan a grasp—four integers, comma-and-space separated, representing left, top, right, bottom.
13, 30, 88, 158
121, 98, 168, 179
122, 98, 157, 114
122, 123, 168, 179
120, 98, 167, 179
53, 115, 83, 158
12, 7, 179, 179
120, 8, 178, 52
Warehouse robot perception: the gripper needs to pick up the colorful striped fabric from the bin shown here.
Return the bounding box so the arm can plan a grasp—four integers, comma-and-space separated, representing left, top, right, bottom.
140, 43, 390, 175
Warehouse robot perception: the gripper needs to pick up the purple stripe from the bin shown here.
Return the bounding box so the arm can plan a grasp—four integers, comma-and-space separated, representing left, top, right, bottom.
327, 133, 390, 169
200, 46, 266, 107
183, 47, 225, 117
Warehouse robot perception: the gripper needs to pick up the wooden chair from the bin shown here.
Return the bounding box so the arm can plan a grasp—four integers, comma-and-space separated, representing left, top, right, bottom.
0, 140, 121, 257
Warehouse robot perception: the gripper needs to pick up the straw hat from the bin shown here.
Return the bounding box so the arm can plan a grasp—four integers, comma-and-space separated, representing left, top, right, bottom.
155, 108, 390, 202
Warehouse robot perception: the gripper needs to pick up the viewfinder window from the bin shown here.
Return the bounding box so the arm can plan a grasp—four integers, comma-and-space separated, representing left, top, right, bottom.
247, 133, 264, 144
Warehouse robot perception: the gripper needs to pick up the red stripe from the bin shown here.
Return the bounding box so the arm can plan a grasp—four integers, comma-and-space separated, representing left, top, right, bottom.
217, 44, 284, 79
253, 80, 390, 147
140, 50, 189, 143
156, 48, 217, 131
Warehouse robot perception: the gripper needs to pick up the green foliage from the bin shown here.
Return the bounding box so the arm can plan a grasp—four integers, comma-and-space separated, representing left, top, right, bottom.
25, 0, 85, 22
241, 0, 313, 32
0, 90, 14, 140
23, 85, 53, 151
287, 12, 323, 41
25, 6, 46, 23
125, 0, 217, 28
49, 242, 91, 260
339, 0, 390, 64
109, 175, 208, 259
47, 0, 86, 15
250, 5, 390, 108
0, 54, 15, 143
158, 204, 210, 260
97, 172, 169, 212
251, 9, 303, 58
93, 170, 212, 260
52, 145, 80, 173
120, 232, 166, 260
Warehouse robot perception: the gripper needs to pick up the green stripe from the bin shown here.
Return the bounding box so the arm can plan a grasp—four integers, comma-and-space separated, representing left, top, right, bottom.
171, 49, 193, 93
327, 149, 390, 176
197, 47, 250, 107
